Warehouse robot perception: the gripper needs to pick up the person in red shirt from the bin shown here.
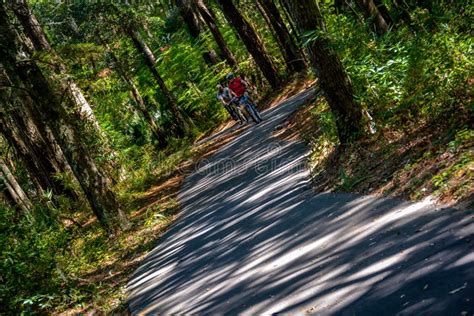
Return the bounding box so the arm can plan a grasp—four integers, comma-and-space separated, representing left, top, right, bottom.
227, 73, 248, 98
226, 73, 262, 123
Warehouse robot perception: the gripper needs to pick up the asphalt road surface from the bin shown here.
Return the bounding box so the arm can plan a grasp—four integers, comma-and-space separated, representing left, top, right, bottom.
127, 87, 473, 315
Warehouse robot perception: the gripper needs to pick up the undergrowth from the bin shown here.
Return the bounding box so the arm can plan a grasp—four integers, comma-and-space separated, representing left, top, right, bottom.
305, 4, 473, 207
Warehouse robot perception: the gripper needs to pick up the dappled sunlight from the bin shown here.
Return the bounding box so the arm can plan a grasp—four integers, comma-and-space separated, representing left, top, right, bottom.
127, 88, 473, 315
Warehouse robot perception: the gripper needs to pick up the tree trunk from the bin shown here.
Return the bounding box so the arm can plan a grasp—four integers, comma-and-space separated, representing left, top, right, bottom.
373, 0, 393, 26
278, 0, 301, 44
219, 0, 282, 89
176, 0, 203, 38
256, 0, 306, 73
0, 6, 128, 233
195, 0, 238, 69
354, 0, 390, 34
112, 53, 167, 148
128, 29, 189, 137
9, 0, 102, 130
0, 67, 79, 199
0, 158, 33, 213
11, 1, 100, 130
286, 0, 364, 143
176, 0, 220, 65
104, 45, 168, 148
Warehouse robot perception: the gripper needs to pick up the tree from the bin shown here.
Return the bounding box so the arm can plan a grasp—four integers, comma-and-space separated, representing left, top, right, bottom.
0, 158, 33, 213
102, 41, 168, 148
286, 0, 364, 143
373, 0, 393, 27
219, 0, 282, 89
0, 66, 79, 199
10, 0, 102, 131
0, 5, 128, 232
195, 0, 238, 69
127, 27, 189, 137
256, 0, 306, 73
176, 0, 203, 38
354, 0, 391, 34
175, 0, 219, 65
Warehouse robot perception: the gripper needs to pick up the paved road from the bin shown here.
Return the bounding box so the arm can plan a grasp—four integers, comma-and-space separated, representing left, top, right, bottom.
127, 88, 474, 315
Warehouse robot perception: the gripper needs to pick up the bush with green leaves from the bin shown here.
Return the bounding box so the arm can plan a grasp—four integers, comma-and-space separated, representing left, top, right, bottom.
0, 204, 71, 313
319, 3, 472, 132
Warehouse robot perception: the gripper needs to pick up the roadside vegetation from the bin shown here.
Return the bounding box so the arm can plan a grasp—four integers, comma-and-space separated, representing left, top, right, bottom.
0, 0, 471, 314
277, 4, 473, 208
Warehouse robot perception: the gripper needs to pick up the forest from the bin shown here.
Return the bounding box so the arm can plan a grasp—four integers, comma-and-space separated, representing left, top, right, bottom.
0, 0, 472, 314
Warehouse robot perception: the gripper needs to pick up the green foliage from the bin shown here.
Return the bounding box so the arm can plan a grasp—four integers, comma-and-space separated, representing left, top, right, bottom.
0, 204, 70, 314
320, 3, 472, 130
3, 0, 472, 314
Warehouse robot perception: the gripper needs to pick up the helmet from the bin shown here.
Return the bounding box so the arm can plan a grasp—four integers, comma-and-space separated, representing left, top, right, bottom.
225, 73, 234, 81
216, 84, 223, 89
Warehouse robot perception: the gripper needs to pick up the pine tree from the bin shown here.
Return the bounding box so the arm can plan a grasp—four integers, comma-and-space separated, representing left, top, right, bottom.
286, 0, 364, 143
195, 0, 238, 69
256, 0, 306, 73
220, 0, 282, 89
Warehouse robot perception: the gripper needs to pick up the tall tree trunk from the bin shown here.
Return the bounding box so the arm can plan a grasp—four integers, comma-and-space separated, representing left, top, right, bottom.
373, 0, 393, 26
219, 0, 282, 89
354, 0, 390, 34
278, 0, 301, 44
0, 158, 33, 213
176, 0, 203, 38
103, 44, 168, 148
0, 67, 79, 199
176, 0, 219, 65
0, 6, 128, 233
195, 0, 238, 69
128, 29, 189, 137
9, 0, 102, 130
286, 0, 364, 143
256, 0, 306, 73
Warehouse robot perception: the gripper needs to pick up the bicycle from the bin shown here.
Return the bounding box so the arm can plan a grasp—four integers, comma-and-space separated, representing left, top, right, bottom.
228, 98, 248, 124
235, 94, 262, 124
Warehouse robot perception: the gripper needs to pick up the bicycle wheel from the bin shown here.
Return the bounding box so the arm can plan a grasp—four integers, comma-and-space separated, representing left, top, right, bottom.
245, 102, 261, 124
235, 106, 248, 123
252, 103, 263, 122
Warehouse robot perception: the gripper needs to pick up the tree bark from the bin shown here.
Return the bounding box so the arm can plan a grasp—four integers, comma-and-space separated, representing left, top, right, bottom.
256, 0, 306, 73
278, 0, 301, 43
176, 0, 203, 38
128, 29, 189, 137
286, 0, 364, 143
9, 0, 102, 130
219, 0, 282, 89
176, 0, 220, 65
195, 0, 238, 69
354, 0, 390, 34
372, 0, 393, 26
0, 67, 79, 199
0, 6, 128, 233
0, 158, 33, 213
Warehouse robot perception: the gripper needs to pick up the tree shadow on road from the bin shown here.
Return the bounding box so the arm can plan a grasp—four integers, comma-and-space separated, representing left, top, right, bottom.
126, 88, 474, 315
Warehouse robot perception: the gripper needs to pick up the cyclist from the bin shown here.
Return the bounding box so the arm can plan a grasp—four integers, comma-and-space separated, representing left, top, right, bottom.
226, 73, 262, 123
216, 83, 241, 123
